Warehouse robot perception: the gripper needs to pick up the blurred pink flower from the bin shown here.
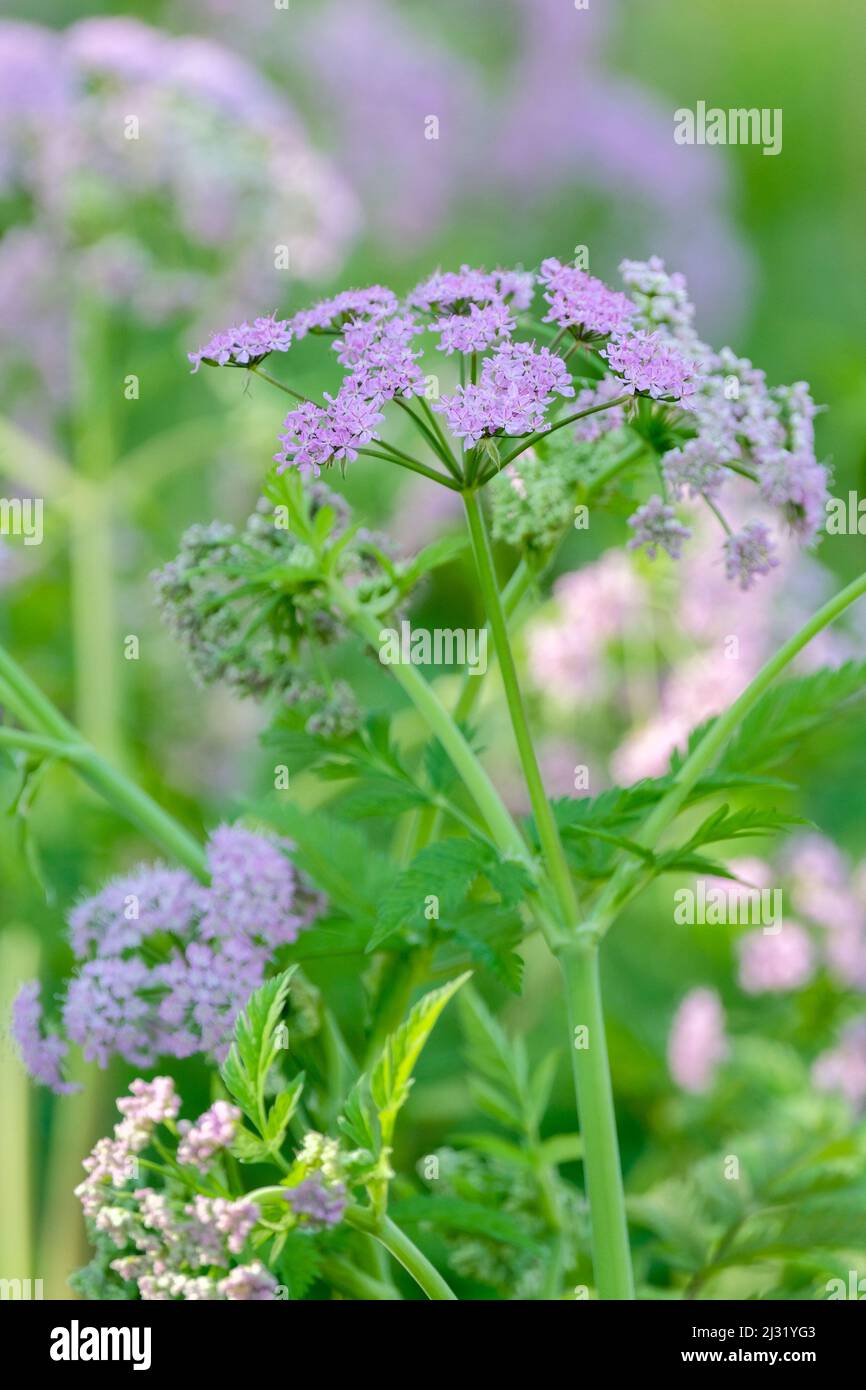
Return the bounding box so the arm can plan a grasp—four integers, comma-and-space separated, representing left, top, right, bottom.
737, 923, 816, 995
813, 1020, 866, 1111
667, 987, 728, 1094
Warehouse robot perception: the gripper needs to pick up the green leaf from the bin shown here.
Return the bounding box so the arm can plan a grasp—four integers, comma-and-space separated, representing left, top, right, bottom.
673, 803, 807, 853
679, 661, 866, 776
230, 1127, 275, 1165
454, 1132, 533, 1166
459, 986, 528, 1108
277, 1233, 322, 1299
370, 973, 471, 1146
538, 1134, 584, 1166
401, 533, 469, 586
336, 776, 428, 818
467, 1076, 525, 1130
390, 1195, 540, 1251
450, 910, 524, 993
254, 800, 392, 922
529, 1051, 560, 1129
369, 838, 531, 951
220, 967, 297, 1130
265, 1074, 305, 1147
337, 1080, 379, 1153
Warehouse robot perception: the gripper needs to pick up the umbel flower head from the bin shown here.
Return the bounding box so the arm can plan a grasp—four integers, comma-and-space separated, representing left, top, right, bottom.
152, 477, 427, 732
0, 16, 357, 417
190, 253, 828, 589
72, 1078, 349, 1301
12, 824, 325, 1092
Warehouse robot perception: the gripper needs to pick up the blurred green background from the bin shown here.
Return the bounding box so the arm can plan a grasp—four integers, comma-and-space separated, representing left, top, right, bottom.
0, 0, 864, 1298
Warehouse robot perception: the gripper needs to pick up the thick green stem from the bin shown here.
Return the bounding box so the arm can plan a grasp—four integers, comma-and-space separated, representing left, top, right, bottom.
557, 942, 634, 1299
345, 1205, 457, 1301
462, 490, 577, 935
0, 642, 207, 880
70, 303, 122, 764
462, 489, 633, 1297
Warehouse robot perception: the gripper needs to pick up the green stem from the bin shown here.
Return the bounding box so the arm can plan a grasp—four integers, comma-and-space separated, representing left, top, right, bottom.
462, 490, 577, 936
328, 579, 528, 866
0, 642, 207, 880
345, 1206, 458, 1301
357, 448, 461, 491
418, 396, 463, 477
462, 489, 635, 1299
495, 395, 631, 472
70, 302, 122, 765
248, 365, 314, 404
557, 942, 634, 1299
394, 397, 462, 478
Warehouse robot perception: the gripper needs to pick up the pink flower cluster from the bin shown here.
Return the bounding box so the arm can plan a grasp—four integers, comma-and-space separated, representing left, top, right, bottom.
75, 1077, 281, 1301
188, 315, 292, 372
667, 835, 866, 1108
435, 341, 575, 450
539, 257, 635, 337
190, 253, 828, 592
177, 1101, 241, 1172
13, 825, 324, 1091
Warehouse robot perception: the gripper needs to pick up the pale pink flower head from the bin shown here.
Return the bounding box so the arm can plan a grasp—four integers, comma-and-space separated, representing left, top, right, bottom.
737, 924, 816, 995
611, 714, 689, 784
813, 1020, 866, 1112
667, 987, 728, 1094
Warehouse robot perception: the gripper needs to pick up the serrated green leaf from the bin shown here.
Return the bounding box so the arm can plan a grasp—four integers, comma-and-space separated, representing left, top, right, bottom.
277, 1233, 322, 1299
253, 800, 391, 921
266, 1074, 305, 1146
336, 776, 428, 818
369, 839, 531, 951
230, 1127, 275, 1165
370, 973, 471, 1146
390, 1195, 540, 1251
337, 1080, 379, 1153
679, 661, 866, 776
220, 967, 297, 1130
